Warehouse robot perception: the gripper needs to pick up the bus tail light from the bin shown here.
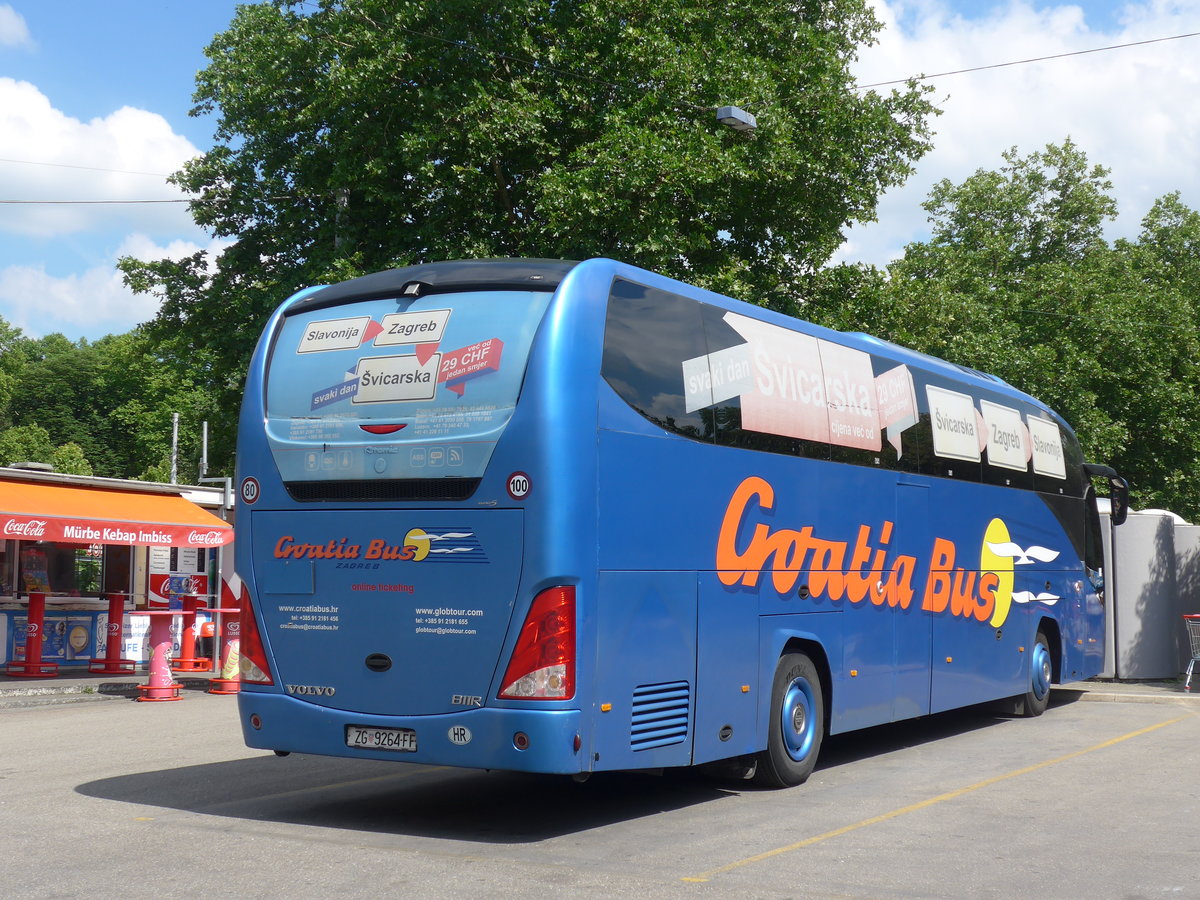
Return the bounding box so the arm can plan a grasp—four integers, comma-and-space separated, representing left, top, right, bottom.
238, 587, 274, 685
498, 586, 575, 700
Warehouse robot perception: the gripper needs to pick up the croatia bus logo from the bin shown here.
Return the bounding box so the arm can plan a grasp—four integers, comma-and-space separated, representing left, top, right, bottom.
273, 527, 488, 564
716, 476, 1068, 629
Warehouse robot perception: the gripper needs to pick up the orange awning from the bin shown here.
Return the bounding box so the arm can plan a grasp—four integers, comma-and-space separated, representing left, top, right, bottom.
0, 481, 232, 548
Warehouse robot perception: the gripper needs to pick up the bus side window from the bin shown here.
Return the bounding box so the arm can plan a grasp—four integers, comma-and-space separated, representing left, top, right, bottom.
699, 303, 828, 460
913, 375, 982, 482
1035, 418, 1086, 499
979, 395, 1033, 491
602, 280, 713, 442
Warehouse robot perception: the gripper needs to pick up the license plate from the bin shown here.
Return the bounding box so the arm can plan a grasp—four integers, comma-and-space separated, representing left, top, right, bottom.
345, 725, 417, 752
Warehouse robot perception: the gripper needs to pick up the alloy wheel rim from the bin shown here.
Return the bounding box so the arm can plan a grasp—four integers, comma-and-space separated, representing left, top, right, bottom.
1031, 642, 1051, 700
781, 676, 816, 761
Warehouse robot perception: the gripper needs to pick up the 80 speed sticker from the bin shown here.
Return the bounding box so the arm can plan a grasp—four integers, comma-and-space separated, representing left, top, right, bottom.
240, 476, 261, 505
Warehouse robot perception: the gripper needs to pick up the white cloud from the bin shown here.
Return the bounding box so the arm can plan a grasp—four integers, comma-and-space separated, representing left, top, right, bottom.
0, 234, 232, 340
0, 4, 31, 48
0, 78, 203, 239
116, 233, 227, 268
837, 0, 1200, 266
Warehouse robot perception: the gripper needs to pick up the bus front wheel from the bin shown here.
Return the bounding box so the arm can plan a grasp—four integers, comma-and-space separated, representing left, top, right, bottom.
755, 652, 824, 788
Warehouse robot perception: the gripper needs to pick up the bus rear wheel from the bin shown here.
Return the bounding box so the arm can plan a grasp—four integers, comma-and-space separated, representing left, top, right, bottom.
755, 652, 824, 788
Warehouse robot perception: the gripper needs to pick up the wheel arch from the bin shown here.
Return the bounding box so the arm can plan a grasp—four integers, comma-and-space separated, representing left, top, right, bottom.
780, 636, 833, 735
1036, 615, 1063, 683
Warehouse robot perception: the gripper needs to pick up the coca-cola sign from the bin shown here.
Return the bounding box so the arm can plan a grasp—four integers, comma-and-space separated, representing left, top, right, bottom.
4, 518, 47, 538
188, 529, 228, 546
165, 574, 203, 596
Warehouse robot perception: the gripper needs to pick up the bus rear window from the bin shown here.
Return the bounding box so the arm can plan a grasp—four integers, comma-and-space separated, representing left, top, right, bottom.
264, 289, 552, 485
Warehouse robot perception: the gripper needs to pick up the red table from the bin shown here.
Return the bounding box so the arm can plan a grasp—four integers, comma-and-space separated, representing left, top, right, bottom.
5, 592, 59, 677
88, 592, 137, 675
171, 595, 213, 673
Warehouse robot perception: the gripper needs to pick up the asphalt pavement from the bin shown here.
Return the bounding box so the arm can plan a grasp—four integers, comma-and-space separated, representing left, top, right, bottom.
3, 665, 1198, 897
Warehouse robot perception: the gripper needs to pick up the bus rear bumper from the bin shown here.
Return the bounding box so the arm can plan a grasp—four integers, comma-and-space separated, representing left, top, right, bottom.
238, 691, 586, 774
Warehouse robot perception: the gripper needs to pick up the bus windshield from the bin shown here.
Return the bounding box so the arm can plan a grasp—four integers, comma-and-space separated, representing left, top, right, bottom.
264, 289, 553, 485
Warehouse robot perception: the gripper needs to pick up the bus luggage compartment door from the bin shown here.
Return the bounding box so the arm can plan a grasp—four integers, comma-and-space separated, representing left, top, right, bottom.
590, 572, 697, 771
250, 508, 523, 716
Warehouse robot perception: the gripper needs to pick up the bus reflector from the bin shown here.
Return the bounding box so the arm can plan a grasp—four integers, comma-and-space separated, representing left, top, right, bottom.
238, 589, 274, 685
499, 586, 575, 700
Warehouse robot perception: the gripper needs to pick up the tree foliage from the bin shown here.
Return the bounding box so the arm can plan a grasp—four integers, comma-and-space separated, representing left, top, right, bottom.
854, 141, 1200, 518
0, 320, 217, 481
51, 443, 94, 477
0, 316, 23, 429
0, 423, 55, 468
120, 0, 938, 468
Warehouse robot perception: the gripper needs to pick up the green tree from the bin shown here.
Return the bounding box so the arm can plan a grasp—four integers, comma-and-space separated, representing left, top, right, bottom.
90, 331, 220, 481
4, 329, 218, 480
0, 426, 96, 475
1134, 192, 1200, 301
0, 424, 55, 467
6, 335, 108, 469
50, 442, 94, 477
0, 315, 25, 429
917, 139, 1116, 275
876, 141, 1200, 517
122, 0, 938, 469
140, 456, 174, 484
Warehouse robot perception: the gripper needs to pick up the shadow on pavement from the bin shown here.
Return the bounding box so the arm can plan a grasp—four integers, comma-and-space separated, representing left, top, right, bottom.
74, 700, 1050, 841
77, 755, 738, 843
811, 700, 1049, 774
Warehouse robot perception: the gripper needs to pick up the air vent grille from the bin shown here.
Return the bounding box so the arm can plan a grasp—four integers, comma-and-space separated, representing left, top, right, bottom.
630, 681, 691, 751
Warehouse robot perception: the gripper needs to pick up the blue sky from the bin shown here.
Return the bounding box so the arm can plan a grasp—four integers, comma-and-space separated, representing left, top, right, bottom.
0, 1, 242, 339
1, 1, 1198, 341
2, 2, 237, 145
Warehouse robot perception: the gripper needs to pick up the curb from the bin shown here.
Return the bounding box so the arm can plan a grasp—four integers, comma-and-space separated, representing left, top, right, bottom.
0, 676, 219, 703
1071, 690, 1199, 705
1055, 682, 1200, 706
0, 692, 127, 710
0, 681, 141, 698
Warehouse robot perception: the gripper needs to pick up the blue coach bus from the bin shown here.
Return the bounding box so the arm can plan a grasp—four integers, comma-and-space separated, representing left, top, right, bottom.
234, 258, 1127, 787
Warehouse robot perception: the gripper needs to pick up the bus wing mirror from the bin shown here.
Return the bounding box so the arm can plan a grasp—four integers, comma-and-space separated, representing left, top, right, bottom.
1083, 463, 1129, 526
1108, 476, 1130, 526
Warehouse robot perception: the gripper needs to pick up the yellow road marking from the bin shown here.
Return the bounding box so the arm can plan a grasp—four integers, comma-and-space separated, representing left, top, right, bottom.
682, 715, 1190, 883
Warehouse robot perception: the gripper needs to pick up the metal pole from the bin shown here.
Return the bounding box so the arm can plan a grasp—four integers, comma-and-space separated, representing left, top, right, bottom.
198, 475, 234, 676
170, 412, 179, 484
199, 421, 209, 481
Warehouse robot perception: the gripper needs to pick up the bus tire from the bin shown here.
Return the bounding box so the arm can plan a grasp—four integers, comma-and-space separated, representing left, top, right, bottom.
1018, 630, 1053, 718
755, 652, 824, 788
